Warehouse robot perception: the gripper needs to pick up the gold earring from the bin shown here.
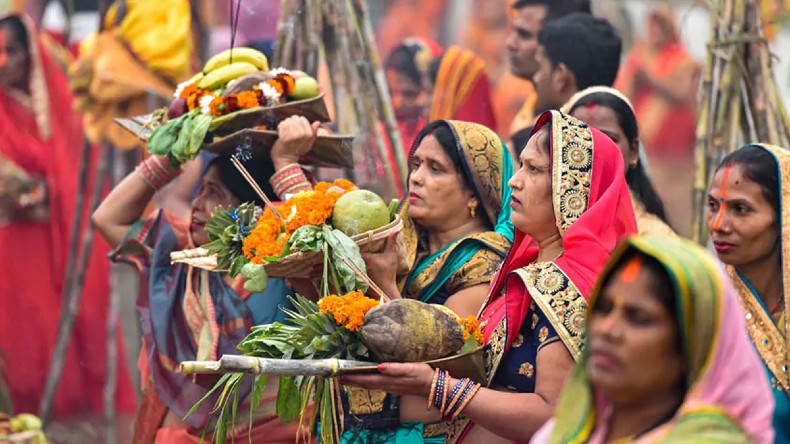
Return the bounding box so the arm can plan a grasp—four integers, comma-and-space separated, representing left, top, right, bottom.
469, 202, 478, 218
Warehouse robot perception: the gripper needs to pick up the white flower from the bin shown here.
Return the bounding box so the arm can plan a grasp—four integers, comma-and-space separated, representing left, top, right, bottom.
269, 67, 293, 77
258, 82, 281, 105
200, 94, 216, 115
173, 80, 194, 99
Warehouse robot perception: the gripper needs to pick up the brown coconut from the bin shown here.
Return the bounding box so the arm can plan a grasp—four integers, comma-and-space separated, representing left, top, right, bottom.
359, 299, 464, 362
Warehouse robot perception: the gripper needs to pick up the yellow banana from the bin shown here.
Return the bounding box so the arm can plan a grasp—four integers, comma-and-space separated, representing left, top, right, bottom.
203, 47, 269, 74
198, 62, 259, 91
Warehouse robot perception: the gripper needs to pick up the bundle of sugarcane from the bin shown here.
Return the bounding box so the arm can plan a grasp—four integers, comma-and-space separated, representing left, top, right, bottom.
275, 0, 407, 199
692, 0, 790, 242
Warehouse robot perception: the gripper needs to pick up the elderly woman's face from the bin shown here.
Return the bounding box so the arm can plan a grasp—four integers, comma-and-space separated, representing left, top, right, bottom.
508, 128, 556, 239
407, 134, 476, 232
587, 256, 685, 406
0, 21, 29, 91
189, 166, 240, 246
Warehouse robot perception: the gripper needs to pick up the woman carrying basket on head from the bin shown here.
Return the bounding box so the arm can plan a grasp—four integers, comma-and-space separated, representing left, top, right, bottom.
92, 117, 319, 443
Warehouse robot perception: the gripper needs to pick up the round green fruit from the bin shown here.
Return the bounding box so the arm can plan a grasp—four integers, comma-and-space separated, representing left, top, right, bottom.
331, 190, 390, 236
291, 76, 320, 100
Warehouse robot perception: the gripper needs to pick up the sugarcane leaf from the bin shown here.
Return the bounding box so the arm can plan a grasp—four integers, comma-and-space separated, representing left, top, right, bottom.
249, 374, 269, 444
231, 383, 239, 444
185, 373, 233, 420
276, 376, 300, 424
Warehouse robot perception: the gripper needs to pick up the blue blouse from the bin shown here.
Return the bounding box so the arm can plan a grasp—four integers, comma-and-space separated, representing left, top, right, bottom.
493, 301, 560, 392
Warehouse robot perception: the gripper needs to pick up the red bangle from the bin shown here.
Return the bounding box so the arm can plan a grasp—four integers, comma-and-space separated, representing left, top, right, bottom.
136, 156, 181, 190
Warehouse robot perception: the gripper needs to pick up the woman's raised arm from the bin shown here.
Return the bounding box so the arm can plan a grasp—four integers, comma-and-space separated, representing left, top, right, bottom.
92, 155, 180, 248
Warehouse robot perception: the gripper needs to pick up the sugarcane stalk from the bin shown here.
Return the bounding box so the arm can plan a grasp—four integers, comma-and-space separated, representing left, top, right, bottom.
38, 136, 92, 422
179, 355, 372, 376
39, 142, 113, 424
349, 0, 407, 184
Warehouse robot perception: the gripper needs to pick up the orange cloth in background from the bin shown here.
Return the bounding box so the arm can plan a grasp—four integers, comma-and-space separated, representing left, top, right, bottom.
429, 46, 497, 130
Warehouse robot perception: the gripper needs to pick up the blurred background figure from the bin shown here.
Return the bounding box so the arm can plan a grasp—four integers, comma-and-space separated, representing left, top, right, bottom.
0, 7, 136, 420
385, 38, 442, 153
428, 45, 498, 131
616, 5, 700, 236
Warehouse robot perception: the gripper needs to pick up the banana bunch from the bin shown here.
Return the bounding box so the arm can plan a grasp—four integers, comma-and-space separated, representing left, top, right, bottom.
198, 48, 269, 92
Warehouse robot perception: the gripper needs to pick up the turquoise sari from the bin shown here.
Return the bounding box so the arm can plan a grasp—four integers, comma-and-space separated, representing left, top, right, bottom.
339, 120, 514, 443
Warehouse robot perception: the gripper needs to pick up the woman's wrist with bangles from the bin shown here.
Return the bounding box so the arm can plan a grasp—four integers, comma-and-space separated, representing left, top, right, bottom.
135, 156, 182, 191
270, 162, 311, 199
426, 369, 482, 420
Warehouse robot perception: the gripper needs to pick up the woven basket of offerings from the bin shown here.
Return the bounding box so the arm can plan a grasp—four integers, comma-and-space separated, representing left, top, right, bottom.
264, 214, 407, 278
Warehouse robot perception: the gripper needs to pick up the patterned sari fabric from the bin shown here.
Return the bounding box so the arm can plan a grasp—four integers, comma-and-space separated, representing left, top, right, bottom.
111, 210, 297, 443
444, 111, 638, 443
340, 120, 514, 442
533, 235, 775, 444
399, 120, 515, 304
725, 144, 790, 443
428, 47, 498, 131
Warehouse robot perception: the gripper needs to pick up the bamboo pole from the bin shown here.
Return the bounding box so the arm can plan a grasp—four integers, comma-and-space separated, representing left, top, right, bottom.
39, 142, 113, 424
692, 0, 789, 242
179, 356, 372, 376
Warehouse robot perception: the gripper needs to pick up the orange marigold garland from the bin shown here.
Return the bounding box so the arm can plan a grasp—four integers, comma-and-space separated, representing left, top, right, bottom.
242, 207, 290, 263
318, 291, 379, 332
458, 316, 485, 345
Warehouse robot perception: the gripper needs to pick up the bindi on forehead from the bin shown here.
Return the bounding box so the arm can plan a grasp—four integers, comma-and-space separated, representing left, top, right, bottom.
620, 255, 644, 284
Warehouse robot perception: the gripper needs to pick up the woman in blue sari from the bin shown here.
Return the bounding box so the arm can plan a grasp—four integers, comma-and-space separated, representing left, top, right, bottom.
706, 143, 790, 443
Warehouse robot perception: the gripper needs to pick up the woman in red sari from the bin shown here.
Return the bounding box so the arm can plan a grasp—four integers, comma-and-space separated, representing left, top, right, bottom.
0, 12, 135, 416
343, 111, 637, 443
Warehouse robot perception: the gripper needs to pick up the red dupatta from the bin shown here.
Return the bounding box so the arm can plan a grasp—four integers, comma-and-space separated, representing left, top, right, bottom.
481, 111, 637, 376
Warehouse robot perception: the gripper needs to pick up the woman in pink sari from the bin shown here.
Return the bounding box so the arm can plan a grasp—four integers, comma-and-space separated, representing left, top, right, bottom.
531, 235, 775, 443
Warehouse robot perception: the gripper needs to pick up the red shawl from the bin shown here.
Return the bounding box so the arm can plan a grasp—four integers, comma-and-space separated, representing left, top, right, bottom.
481, 111, 637, 371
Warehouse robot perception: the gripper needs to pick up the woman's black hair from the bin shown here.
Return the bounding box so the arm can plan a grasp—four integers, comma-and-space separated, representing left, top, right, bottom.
0, 16, 29, 51
206, 155, 277, 205
716, 145, 780, 217
569, 93, 670, 224
415, 121, 464, 178
385, 44, 423, 86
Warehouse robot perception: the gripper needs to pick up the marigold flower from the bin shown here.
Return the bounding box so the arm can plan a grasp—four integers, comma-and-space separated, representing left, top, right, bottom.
242, 208, 289, 263
458, 316, 484, 345
236, 90, 260, 109
318, 291, 379, 332
205, 96, 225, 116
178, 82, 200, 100
187, 90, 208, 111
